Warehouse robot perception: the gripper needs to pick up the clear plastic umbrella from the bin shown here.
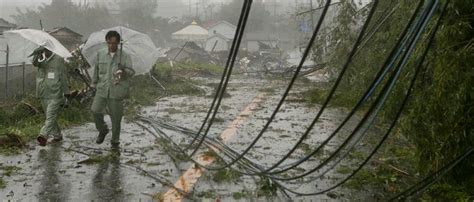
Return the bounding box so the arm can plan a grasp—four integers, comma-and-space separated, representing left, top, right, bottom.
81, 26, 159, 75
4, 29, 73, 63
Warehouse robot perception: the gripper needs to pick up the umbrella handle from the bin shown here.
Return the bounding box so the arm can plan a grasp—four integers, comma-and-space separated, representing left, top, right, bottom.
118, 41, 123, 66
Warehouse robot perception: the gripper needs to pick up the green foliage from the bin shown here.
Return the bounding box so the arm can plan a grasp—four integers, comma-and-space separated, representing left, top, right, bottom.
154, 62, 223, 80
125, 62, 208, 118
196, 190, 217, 199
303, 85, 362, 109
0, 177, 5, 189
212, 168, 242, 183
257, 176, 278, 197
400, 0, 474, 196
0, 165, 21, 177
309, 0, 473, 198
319, 1, 359, 77
232, 189, 252, 200
336, 165, 352, 175
420, 183, 472, 202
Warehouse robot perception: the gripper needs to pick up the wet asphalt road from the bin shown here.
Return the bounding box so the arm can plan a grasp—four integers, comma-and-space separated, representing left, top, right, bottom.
1, 77, 362, 201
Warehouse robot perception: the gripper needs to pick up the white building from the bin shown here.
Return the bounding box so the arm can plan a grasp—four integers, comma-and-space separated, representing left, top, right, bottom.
204, 33, 230, 52
207, 20, 236, 40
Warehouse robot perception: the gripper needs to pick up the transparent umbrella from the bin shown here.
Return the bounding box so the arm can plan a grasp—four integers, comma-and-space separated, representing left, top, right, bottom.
4, 29, 73, 63
81, 26, 160, 75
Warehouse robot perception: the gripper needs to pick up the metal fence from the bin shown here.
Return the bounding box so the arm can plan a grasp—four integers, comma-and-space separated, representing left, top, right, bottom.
0, 63, 36, 101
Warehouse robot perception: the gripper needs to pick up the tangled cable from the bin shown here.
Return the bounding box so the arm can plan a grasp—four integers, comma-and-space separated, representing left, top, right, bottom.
136, 0, 468, 199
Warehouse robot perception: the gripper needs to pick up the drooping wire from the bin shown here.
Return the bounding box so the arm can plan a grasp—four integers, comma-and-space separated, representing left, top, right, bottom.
189, 0, 253, 157
186, 0, 251, 152
264, 1, 443, 195
250, 0, 382, 175
158, 0, 414, 177
139, 0, 455, 197
271, 0, 438, 182
389, 148, 474, 201
190, 0, 334, 167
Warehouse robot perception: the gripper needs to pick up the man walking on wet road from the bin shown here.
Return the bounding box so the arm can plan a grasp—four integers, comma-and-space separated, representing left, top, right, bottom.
33, 47, 70, 146
91, 30, 135, 148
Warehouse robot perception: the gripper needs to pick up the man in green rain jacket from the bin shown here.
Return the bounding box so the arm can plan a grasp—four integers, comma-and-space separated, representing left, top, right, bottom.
34, 48, 69, 146
91, 30, 135, 148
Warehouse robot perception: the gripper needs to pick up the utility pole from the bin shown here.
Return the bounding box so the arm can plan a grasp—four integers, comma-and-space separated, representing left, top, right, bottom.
189, 0, 191, 18
5, 45, 9, 98
273, 0, 277, 16
309, 0, 314, 28
196, 1, 199, 19
266, 0, 280, 16
207, 3, 216, 20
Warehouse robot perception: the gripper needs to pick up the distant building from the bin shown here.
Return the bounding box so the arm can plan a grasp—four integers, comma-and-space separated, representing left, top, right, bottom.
243, 31, 295, 52
0, 18, 17, 35
206, 20, 236, 39
202, 20, 236, 53
172, 21, 209, 43
48, 27, 83, 51
205, 33, 231, 53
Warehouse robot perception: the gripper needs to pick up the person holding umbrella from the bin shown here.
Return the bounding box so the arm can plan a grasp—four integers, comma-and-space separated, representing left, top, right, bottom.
91, 30, 135, 148
33, 47, 70, 146
4, 29, 73, 147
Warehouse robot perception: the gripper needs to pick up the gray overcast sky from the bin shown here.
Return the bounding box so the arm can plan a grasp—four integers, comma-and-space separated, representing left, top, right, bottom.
0, 0, 368, 23
0, 0, 233, 22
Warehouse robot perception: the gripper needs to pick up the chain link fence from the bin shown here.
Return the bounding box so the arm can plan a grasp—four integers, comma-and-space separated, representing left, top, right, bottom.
0, 63, 36, 101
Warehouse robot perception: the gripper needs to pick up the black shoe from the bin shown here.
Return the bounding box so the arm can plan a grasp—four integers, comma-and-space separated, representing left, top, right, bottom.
111, 142, 120, 149
111, 142, 120, 155
96, 129, 109, 144
37, 135, 47, 147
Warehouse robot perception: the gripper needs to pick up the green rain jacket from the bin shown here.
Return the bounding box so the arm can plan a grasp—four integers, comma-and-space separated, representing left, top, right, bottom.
92, 48, 134, 100
35, 54, 69, 99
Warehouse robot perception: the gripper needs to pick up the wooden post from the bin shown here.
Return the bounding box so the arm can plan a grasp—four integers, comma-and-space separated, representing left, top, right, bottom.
22, 62, 26, 97
5, 45, 9, 98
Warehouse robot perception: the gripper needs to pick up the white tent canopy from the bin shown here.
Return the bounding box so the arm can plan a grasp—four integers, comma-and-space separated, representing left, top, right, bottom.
172, 21, 209, 42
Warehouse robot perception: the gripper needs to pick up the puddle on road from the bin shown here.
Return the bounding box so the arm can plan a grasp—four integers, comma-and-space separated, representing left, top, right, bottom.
1, 77, 367, 201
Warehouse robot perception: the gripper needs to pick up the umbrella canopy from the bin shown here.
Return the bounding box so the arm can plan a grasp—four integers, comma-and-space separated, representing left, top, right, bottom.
81, 26, 159, 75
3, 29, 73, 63
172, 21, 209, 41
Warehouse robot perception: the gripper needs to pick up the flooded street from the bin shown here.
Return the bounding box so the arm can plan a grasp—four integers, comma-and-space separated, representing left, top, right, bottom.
1, 77, 361, 201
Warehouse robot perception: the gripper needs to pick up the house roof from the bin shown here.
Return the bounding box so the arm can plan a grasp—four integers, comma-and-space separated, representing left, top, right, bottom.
172, 21, 209, 41
0, 18, 17, 28
208, 33, 231, 41
207, 20, 237, 30
201, 20, 218, 29
48, 27, 83, 37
